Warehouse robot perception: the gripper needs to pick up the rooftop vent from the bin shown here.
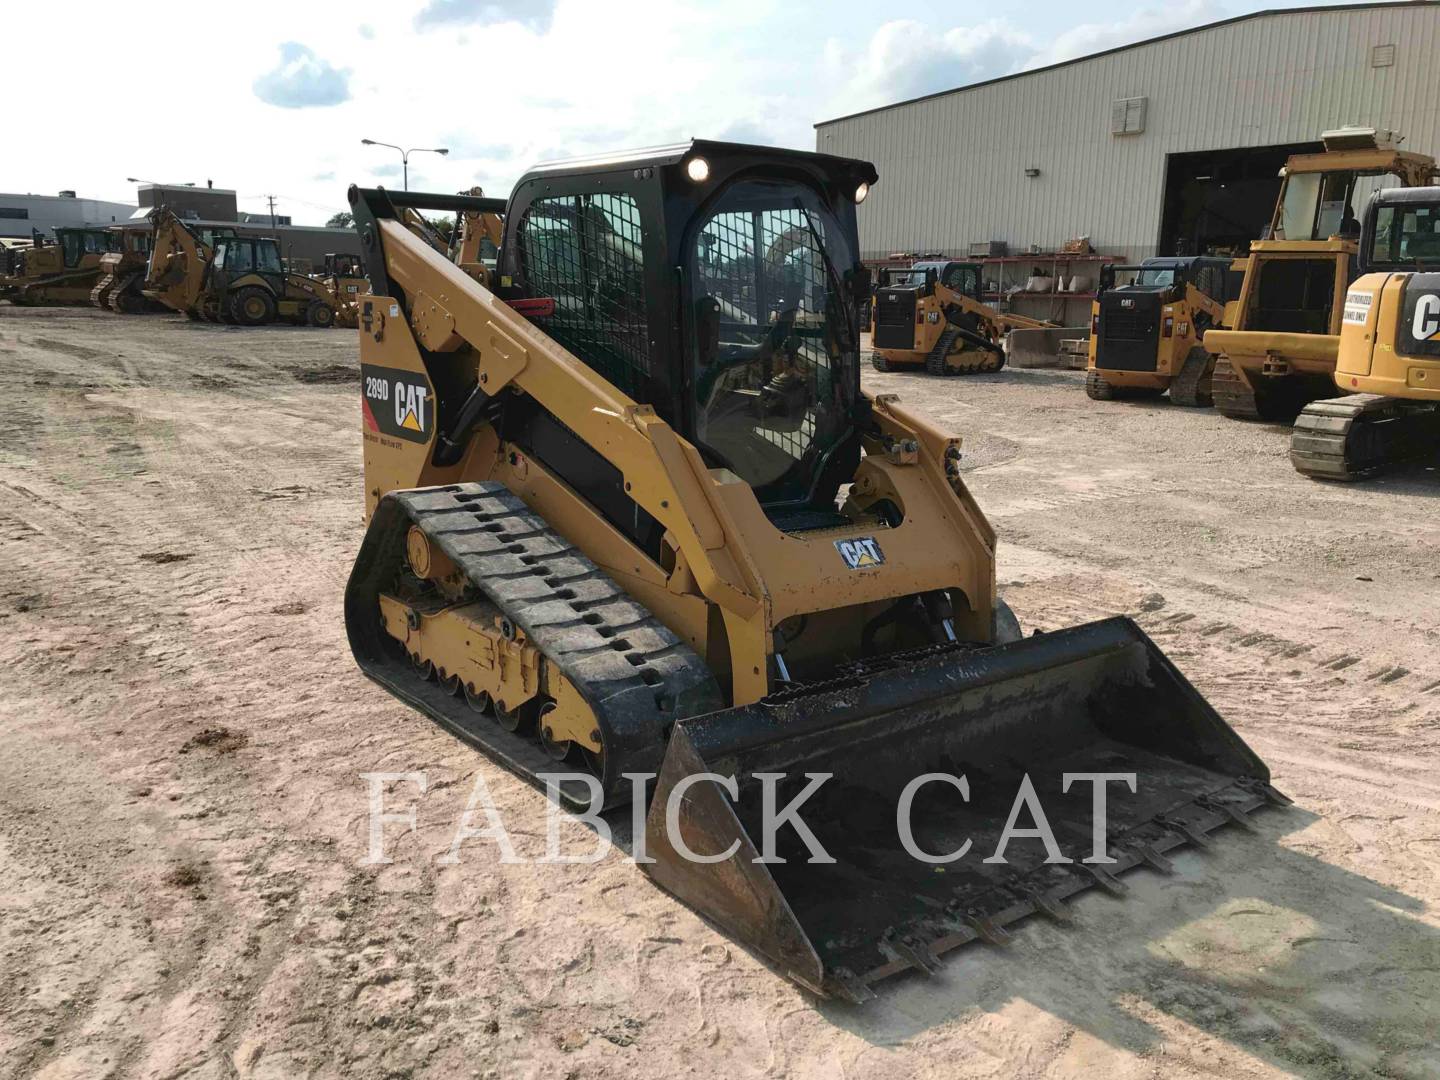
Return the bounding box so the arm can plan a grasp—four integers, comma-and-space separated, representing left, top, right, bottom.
57, 189, 77, 198
1321, 125, 1399, 151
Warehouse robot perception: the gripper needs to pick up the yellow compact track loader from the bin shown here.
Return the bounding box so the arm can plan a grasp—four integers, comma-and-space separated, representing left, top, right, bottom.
1291, 186, 1440, 478
343, 144, 1285, 1000
1204, 128, 1436, 420
869, 260, 1055, 375
0, 226, 114, 305
1085, 257, 1244, 406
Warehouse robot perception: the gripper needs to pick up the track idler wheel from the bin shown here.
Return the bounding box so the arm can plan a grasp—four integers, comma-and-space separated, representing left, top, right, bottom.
537, 701, 572, 761
463, 685, 492, 714
494, 699, 535, 733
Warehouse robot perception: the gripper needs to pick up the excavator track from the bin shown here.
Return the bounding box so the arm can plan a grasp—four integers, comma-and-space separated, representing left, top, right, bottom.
346, 482, 723, 810
1291, 394, 1440, 480
1211, 355, 1263, 419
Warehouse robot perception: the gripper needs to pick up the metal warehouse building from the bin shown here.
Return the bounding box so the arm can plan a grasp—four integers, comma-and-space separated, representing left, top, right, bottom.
816, 0, 1440, 316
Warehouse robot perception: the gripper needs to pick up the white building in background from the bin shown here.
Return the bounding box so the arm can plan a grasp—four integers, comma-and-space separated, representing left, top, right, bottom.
0, 191, 138, 239
816, 1, 1440, 320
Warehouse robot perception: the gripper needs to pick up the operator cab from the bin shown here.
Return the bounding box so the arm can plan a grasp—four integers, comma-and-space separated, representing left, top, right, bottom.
1361, 186, 1440, 272
55, 228, 115, 268
491, 141, 876, 547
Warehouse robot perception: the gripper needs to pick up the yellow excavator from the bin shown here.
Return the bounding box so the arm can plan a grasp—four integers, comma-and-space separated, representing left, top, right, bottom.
1291, 186, 1440, 478
342, 144, 1284, 1001
0, 226, 115, 305
143, 209, 341, 326
1204, 128, 1436, 420
870, 260, 1056, 374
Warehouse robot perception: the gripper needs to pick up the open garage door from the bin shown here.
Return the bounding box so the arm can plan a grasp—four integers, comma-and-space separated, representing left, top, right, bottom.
1159, 141, 1321, 257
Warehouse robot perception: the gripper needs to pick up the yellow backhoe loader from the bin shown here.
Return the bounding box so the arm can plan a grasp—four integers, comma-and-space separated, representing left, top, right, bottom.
143, 210, 341, 326
1085, 257, 1245, 406
143, 210, 235, 318
0, 226, 114, 305
1291, 186, 1440, 478
343, 145, 1284, 1001
870, 260, 1056, 375
1203, 128, 1436, 420
318, 252, 368, 328
449, 185, 504, 284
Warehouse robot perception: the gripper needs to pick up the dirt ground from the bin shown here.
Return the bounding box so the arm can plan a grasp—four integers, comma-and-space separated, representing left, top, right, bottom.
1, 306, 1437, 1080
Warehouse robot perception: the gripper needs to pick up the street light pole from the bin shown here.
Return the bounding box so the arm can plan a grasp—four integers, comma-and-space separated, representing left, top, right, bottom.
360, 139, 450, 191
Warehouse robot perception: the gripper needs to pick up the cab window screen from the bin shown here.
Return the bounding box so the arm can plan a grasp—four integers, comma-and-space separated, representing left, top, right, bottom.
517, 193, 649, 397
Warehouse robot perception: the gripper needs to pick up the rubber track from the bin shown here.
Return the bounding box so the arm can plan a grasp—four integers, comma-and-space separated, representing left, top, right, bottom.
348, 483, 723, 807
925, 326, 1003, 376
1169, 346, 1213, 408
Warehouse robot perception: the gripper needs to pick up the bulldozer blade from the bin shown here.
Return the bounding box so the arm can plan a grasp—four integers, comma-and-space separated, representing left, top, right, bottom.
641, 616, 1281, 999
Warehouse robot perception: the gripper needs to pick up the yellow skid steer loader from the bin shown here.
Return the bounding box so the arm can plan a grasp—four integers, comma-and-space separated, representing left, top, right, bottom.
342, 144, 1285, 1000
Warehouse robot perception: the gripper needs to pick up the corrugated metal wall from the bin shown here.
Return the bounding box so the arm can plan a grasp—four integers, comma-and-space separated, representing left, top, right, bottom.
816, 3, 1440, 262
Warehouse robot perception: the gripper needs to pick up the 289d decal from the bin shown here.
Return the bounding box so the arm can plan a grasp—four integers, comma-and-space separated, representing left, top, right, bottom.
361, 365, 433, 444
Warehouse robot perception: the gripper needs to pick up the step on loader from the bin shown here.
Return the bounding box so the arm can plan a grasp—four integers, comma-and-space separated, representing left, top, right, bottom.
342, 143, 1286, 1000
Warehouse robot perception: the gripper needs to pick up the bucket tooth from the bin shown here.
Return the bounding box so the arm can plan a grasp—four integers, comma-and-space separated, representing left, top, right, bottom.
1025, 888, 1074, 923
961, 912, 1012, 947
829, 969, 876, 1004
1160, 815, 1216, 851
881, 933, 944, 975
1199, 794, 1259, 832
1128, 844, 1176, 875
1084, 864, 1129, 896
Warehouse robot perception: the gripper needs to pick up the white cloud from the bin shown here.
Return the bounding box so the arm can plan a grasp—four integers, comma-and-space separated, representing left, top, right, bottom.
253, 43, 351, 108
414, 0, 555, 31
821, 1, 1225, 119
2, 0, 1297, 226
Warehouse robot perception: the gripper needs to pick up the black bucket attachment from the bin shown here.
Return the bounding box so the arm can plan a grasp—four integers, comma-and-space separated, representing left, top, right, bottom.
641, 617, 1288, 1001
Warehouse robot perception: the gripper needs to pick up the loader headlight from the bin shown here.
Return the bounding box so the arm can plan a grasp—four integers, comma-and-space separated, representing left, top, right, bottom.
685, 156, 710, 183
854, 181, 870, 204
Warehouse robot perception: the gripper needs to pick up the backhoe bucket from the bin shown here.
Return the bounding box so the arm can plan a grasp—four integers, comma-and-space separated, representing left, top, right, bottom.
642, 617, 1286, 1001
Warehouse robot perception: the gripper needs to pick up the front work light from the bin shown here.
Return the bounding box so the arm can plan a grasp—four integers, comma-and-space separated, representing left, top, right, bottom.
686, 157, 711, 183
854, 181, 870, 204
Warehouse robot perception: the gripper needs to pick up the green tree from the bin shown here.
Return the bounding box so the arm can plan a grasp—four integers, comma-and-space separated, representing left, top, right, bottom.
326, 211, 353, 228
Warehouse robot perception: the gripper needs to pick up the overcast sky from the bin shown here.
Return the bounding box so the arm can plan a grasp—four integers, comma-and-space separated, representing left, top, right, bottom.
8, 0, 1378, 225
